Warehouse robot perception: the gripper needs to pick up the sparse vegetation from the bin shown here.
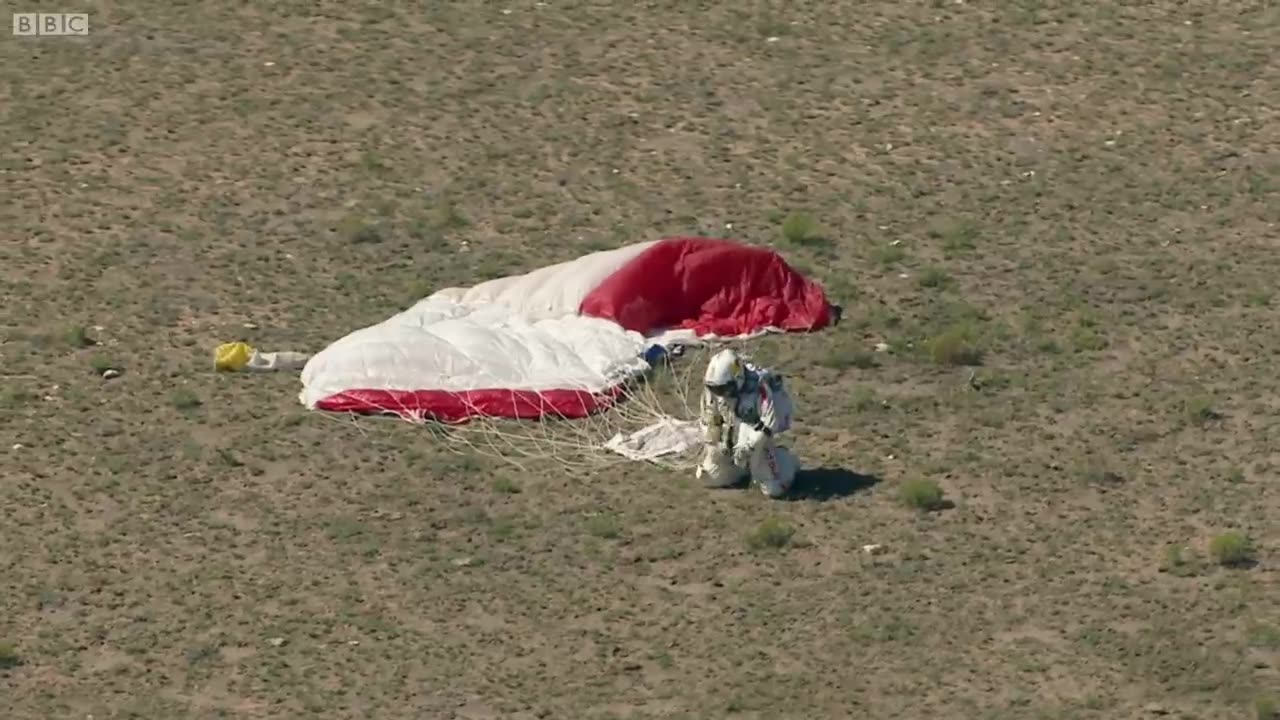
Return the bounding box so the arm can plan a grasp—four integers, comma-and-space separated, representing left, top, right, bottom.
171, 388, 202, 411
326, 516, 367, 541
1184, 396, 1221, 427
848, 385, 879, 412
871, 244, 906, 267
0, 642, 19, 669
848, 351, 879, 369
926, 324, 984, 366
432, 199, 471, 231
65, 324, 94, 348
917, 266, 952, 289
1257, 694, 1279, 720
898, 479, 946, 511
492, 477, 521, 493
336, 213, 384, 244
1160, 545, 1202, 577
1208, 532, 1255, 567
930, 219, 978, 255
584, 513, 621, 539
1077, 457, 1124, 487
1247, 623, 1280, 649
746, 517, 796, 551
1069, 325, 1107, 352
780, 211, 826, 246
819, 346, 878, 370
89, 355, 118, 374
1245, 291, 1271, 308
2, 386, 34, 408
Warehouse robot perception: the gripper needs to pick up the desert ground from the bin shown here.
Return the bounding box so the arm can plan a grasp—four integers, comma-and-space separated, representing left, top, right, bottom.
3, 2, 1279, 718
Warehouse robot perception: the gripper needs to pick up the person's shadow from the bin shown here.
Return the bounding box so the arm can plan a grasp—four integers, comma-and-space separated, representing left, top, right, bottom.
786, 467, 881, 501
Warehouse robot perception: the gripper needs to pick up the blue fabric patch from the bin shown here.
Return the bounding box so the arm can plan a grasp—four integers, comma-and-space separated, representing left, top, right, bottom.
642, 344, 668, 366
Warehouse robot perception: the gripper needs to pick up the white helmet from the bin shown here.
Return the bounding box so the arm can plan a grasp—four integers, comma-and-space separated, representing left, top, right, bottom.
704, 348, 744, 398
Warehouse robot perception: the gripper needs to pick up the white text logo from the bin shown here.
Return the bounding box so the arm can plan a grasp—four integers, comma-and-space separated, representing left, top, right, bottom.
13, 13, 89, 36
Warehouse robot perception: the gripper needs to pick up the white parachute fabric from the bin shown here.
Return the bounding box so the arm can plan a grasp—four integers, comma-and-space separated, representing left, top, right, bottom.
428, 240, 657, 320
603, 417, 704, 462
299, 241, 660, 416
299, 302, 650, 404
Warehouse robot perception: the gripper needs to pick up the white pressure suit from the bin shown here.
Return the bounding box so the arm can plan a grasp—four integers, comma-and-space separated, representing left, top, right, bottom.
695, 349, 799, 498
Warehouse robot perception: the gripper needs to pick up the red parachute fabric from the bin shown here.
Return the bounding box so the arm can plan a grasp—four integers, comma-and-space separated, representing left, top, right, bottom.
578, 237, 834, 336
311, 386, 625, 423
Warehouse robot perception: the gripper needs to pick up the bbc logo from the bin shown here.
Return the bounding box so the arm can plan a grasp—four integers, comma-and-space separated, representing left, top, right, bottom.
12, 13, 89, 36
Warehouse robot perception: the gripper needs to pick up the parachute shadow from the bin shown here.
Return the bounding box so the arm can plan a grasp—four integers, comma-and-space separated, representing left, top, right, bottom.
787, 467, 881, 502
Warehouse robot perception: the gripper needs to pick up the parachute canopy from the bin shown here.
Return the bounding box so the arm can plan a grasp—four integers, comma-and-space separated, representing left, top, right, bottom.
300, 237, 835, 422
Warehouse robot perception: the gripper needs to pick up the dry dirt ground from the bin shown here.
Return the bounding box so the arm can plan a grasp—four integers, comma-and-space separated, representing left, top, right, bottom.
3, 2, 1280, 718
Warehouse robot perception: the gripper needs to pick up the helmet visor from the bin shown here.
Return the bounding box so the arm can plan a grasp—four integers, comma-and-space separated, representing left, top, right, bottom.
706, 381, 736, 397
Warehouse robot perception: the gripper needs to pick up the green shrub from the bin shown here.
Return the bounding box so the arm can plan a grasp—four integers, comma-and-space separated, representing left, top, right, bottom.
899, 479, 946, 511
1256, 694, 1278, 720
585, 513, 621, 539
918, 267, 952, 289
0, 642, 19, 669
780, 212, 825, 246
1209, 532, 1255, 567
746, 517, 795, 551
927, 325, 984, 366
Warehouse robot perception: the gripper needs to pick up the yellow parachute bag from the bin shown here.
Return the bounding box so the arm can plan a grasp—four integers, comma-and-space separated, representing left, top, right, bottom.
214, 341, 255, 372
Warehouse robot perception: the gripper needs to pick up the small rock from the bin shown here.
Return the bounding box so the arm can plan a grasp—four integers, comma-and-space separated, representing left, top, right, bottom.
348, 640, 359, 646
102, 369, 120, 380
11, 443, 23, 451
452, 557, 474, 567
243, 322, 259, 329
267, 637, 285, 647
862, 544, 886, 555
